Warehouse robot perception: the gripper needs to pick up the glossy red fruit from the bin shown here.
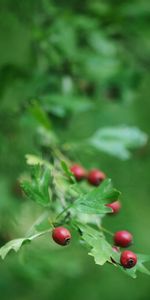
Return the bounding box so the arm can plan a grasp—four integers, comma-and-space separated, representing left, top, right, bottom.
52, 227, 71, 246
87, 169, 106, 186
106, 200, 121, 214
120, 250, 137, 269
70, 164, 86, 181
114, 231, 133, 247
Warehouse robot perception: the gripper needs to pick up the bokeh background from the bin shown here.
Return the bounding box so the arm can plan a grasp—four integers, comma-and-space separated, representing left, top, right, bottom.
0, 0, 150, 299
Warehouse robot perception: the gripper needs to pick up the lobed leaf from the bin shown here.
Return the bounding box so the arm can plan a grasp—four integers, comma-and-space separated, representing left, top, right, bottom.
61, 160, 75, 183
73, 179, 120, 214
21, 165, 51, 207
89, 126, 148, 160
77, 224, 113, 265
0, 230, 51, 260
77, 224, 150, 278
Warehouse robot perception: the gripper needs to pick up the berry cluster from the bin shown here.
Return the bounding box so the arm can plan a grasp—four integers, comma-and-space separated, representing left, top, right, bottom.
52, 227, 137, 269
52, 163, 137, 270
113, 231, 137, 268
70, 164, 121, 215
70, 164, 106, 186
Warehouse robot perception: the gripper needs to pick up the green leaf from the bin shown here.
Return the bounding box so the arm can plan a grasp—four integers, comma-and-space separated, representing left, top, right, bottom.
21, 165, 51, 207
39, 167, 51, 197
29, 100, 52, 130
89, 126, 148, 160
137, 254, 150, 263
41, 94, 93, 117
76, 224, 150, 278
121, 266, 137, 279
61, 160, 75, 183
0, 230, 51, 260
73, 179, 120, 214
53, 170, 73, 200
136, 254, 150, 276
25, 154, 52, 168
137, 263, 150, 276
77, 224, 112, 265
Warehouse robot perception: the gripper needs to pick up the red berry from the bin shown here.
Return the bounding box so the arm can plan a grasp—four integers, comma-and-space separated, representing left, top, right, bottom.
52, 227, 71, 246
120, 250, 137, 269
106, 201, 121, 214
114, 231, 133, 247
87, 169, 106, 186
70, 164, 86, 181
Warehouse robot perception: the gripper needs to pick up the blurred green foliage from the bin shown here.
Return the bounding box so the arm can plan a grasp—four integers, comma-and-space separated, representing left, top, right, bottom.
0, 0, 150, 299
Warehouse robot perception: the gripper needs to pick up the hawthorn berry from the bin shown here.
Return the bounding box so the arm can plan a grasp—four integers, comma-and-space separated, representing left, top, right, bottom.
87, 169, 106, 186
106, 200, 121, 214
120, 250, 137, 269
70, 164, 86, 181
52, 227, 71, 246
114, 230, 133, 247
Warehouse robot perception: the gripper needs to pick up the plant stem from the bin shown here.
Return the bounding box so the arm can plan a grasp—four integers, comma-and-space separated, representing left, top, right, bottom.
25, 211, 50, 237
55, 203, 72, 221
99, 226, 113, 236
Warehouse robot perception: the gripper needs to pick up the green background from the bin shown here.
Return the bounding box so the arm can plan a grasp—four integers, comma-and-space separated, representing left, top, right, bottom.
0, 0, 150, 299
